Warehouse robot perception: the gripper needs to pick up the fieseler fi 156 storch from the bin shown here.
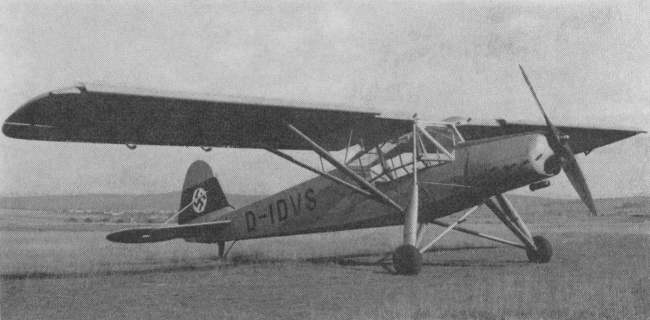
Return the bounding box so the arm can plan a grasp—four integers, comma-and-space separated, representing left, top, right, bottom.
3, 66, 645, 275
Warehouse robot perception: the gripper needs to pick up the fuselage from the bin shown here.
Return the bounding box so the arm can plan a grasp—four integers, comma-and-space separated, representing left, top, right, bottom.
186, 132, 558, 243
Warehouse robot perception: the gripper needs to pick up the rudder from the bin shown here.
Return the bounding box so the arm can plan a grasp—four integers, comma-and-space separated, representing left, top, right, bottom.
178, 160, 230, 224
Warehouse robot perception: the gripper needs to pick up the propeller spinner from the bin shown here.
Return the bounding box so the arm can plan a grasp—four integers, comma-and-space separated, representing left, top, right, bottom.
519, 65, 597, 215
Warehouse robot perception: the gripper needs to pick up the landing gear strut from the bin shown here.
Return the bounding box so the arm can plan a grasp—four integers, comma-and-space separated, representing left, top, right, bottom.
486, 194, 553, 264
394, 119, 424, 275
388, 192, 554, 274
217, 241, 225, 258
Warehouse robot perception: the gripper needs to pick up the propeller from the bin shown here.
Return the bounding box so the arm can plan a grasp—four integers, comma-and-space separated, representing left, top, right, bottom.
519, 65, 597, 215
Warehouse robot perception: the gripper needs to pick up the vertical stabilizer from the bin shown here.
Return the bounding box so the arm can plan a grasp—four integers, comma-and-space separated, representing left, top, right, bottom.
178, 160, 230, 224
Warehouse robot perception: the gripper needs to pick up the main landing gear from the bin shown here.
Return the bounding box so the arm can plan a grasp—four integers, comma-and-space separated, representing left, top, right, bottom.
387, 119, 553, 275
391, 193, 553, 275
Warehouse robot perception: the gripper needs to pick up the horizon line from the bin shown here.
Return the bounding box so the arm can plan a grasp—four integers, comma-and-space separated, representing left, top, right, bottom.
0, 191, 648, 201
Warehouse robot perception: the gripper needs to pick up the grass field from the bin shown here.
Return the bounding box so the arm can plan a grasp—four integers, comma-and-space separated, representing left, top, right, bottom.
2, 208, 650, 319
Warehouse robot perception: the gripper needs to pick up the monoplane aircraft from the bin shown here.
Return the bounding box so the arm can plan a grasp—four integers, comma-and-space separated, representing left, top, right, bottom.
3, 66, 644, 274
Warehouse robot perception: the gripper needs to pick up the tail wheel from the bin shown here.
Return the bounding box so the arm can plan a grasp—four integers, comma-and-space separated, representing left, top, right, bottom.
526, 235, 552, 263
393, 244, 422, 275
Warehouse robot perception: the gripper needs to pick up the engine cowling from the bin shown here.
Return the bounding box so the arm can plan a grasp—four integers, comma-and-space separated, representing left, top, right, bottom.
528, 134, 561, 176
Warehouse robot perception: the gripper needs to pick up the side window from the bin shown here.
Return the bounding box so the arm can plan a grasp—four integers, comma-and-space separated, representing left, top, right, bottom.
345, 124, 460, 183
422, 125, 457, 153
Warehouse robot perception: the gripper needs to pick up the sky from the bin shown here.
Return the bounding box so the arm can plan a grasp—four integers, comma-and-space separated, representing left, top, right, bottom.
0, 0, 648, 198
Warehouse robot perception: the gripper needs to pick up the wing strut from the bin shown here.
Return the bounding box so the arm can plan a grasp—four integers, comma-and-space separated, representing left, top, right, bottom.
265, 148, 372, 198
284, 123, 404, 212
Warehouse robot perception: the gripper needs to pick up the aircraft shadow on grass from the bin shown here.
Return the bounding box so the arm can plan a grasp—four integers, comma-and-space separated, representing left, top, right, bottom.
2, 245, 532, 280
302, 245, 531, 274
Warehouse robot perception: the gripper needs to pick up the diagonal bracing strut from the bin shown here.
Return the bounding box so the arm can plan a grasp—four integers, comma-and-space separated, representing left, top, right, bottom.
284, 123, 404, 212
495, 194, 534, 241
265, 148, 372, 198
428, 220, 526, 249
418, 205, 479, 253
485, 196, 537, 251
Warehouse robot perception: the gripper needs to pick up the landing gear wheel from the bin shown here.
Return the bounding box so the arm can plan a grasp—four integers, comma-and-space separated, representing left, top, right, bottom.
526, 235, 552, 263
393, 244, 422, 275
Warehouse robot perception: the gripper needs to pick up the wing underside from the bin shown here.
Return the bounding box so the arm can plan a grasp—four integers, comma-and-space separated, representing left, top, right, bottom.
455, 119, 644, 155
3, 84, 644, 153
2, 84, 411, 151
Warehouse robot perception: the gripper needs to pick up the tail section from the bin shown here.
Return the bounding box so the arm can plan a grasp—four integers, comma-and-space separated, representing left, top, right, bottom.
178, 160, 230, 224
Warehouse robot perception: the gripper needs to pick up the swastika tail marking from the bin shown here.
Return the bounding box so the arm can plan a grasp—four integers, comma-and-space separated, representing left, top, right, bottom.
192, 188, 207, 213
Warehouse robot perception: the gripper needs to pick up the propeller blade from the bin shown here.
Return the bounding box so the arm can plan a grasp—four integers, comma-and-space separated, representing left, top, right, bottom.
519, 65, 597, 215
518, 65, 562, 140
561, 147, 597, 215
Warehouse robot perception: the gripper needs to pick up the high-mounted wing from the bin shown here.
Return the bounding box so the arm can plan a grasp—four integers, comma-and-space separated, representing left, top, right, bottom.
453, 118, 645, 155
2, 84, 412, 151
3, 84, 643, 153
106, 220, 231, 243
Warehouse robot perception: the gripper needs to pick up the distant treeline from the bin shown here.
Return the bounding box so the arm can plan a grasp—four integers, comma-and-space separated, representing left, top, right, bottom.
0, 193, 648, 217
0, 192, 265, 212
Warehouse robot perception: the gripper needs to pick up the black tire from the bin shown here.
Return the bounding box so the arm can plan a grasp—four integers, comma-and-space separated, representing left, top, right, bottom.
526, 235, 552, 263
393, 244, 423, 275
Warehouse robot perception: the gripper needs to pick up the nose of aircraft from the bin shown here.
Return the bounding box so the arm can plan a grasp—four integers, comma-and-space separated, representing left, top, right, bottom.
528, 134, 560, 176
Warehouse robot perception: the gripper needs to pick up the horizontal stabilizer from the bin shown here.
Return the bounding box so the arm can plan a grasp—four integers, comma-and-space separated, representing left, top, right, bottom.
106, 220, 231, 244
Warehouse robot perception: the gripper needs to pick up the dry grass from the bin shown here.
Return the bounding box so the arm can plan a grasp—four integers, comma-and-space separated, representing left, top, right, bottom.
2, 209, 650, 319
3, 232, 649, 319
0, 222, 510, 277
